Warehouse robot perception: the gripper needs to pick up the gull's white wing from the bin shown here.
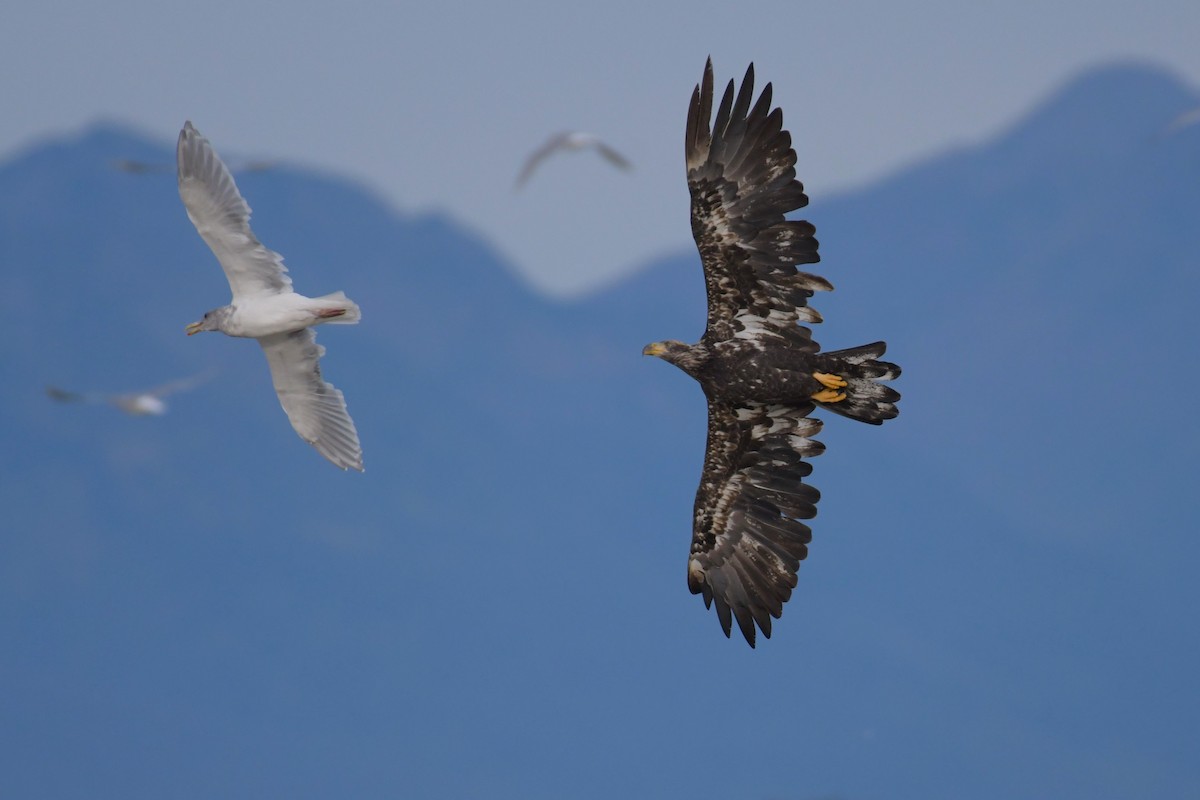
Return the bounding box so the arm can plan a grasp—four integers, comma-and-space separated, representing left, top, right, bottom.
112, 158, 171, 174
258, 329, 363, 471
515, 132, 571, 188
46, 386, 91, 404
592, 139, 633, 171
177, 121, 292, 300
143, 368, 218, 399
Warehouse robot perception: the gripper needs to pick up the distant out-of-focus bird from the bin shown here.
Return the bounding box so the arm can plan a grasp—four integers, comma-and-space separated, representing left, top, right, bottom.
515, 131, 632, 188
111, 157, 276, 175
1162, 106, 1200, 137
46, 370, 215, 416
110, 158, 172, 175
177, 121, 364, 472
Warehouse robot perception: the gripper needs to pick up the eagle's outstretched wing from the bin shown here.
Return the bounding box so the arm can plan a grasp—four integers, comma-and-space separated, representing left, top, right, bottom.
690, 399, 824, 646
687, 59, 829, 350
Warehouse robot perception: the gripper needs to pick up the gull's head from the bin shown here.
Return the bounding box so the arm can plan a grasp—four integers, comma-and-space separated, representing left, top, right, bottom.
185, 310, 221, 336
642, 339, 708, 375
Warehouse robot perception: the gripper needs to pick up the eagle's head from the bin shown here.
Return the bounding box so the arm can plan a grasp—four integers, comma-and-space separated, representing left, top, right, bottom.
642, 339, 709, 376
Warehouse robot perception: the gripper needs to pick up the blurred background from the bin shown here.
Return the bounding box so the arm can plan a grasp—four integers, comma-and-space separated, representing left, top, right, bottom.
2, 2, 1199, 798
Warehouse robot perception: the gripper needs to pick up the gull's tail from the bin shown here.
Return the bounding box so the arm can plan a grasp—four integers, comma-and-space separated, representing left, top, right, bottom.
315, 291, 361, 325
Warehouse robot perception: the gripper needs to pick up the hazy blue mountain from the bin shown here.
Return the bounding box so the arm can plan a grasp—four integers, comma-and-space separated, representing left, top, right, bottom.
2, 63, 1198, 799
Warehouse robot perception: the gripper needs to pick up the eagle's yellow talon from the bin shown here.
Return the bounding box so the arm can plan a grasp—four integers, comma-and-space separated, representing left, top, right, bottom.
812, 389, 847, 403
813, 371, 848, 390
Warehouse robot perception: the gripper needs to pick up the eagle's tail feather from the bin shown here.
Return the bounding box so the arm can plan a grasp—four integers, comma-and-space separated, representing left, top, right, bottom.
818, 341, 900, 425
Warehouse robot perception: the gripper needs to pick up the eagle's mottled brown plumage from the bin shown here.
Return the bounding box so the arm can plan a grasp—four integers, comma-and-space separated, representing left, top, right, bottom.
644, 59, 901, 646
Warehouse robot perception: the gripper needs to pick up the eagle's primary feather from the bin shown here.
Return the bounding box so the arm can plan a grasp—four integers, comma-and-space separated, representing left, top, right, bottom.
645, 59, 900, 646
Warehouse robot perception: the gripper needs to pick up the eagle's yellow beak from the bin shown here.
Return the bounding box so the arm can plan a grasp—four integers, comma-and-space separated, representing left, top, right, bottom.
185, 321, 202, 336
643, 342, 666, 357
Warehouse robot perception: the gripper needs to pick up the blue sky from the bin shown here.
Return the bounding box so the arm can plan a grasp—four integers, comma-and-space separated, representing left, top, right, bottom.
4, 7, 1200, 795
4, 0, 1199, 295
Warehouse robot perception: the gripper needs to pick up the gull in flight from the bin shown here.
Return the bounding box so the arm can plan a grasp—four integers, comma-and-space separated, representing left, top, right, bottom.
46, 370, 215, 416
515, 131, 632, 188
177, 121, 364, 471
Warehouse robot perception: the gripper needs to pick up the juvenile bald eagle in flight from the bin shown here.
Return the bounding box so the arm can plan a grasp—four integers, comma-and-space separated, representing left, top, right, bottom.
644, 60, 900, 647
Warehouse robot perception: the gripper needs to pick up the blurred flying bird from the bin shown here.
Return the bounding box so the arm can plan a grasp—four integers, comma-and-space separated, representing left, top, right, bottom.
113, 156, 275, 175
46, 370, 215, 416
515, 131, 632, 188
111, 158, 172, 174
177, 121, 364, 471
1162, 106, 1200, 137
643, 60, 900, 646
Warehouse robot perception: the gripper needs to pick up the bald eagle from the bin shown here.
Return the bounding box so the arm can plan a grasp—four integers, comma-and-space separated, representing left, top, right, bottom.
643, 60, 900, 647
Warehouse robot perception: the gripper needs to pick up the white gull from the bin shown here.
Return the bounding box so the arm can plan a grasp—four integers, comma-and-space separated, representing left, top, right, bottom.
177, 121, 364, 471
